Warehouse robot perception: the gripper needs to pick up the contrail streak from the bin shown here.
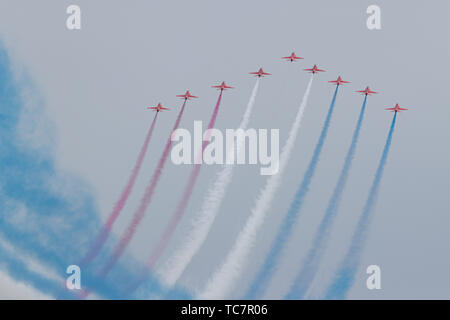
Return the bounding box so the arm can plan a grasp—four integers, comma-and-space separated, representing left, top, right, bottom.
98, 100, 188, 278
0, 242, 62, 299
200, 76, 314, 299
246, 85, 340, 299
80, 112, 159, 265
124, 92, 224, 295
145, 92, 223, 268
325, 113, 397, 299
0, 46, 141, 300
159, 79, 260, 289
285, 96, 368, 299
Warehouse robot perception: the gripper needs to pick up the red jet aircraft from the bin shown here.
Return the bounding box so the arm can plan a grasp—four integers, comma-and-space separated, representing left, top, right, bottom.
282, 52, 304, 62
304, 64, 325, 74
356, 86, 378, 96
212, 81, 234, 91
176, 90, 198, 100
148, 103, 169, 112
329, 76, 350, 86
386, 104, 407, 113
249, 68, 271, 78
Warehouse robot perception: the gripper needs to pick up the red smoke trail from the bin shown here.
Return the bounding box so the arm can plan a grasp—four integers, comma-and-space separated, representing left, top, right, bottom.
77, 101, 188, 300
80, 112, 159, 266
147, 92, 222, 267
126, 92, 223, 294
98, 100, 188, 278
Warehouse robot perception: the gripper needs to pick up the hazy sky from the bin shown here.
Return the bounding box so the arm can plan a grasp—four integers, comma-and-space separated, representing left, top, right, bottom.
0, 0, 449, 299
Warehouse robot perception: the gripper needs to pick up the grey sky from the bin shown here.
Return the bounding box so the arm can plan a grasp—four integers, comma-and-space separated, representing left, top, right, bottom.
0, 0, 449, 299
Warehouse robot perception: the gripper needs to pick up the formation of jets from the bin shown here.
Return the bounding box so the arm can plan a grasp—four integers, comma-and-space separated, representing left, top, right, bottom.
148, 52, 407, 115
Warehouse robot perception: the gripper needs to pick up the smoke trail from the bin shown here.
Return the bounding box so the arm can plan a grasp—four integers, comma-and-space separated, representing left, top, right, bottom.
144, 92, 223, 269
124, 91, 225, 295
0, 45, 143, 299
97, 100, 188, 278
285, 96, 368, 299
246, 85, 340, 299
159, 79, 260, 289
0, 242, 62, 299
200, 76, 314, 299
81, 112, 159, 265
325, 113, 397, 299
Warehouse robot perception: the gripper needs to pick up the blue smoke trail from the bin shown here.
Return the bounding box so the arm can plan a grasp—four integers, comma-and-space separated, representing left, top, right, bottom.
0, 45, 177, 299
0, 242, 62, 298
245, 86, 340, 299
325, 113, 397, 299
0, 44, 138, 299
285, 96, 368, 299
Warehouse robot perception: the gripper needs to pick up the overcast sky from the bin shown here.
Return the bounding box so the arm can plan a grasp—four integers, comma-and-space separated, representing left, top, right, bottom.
0, 0, 449, 299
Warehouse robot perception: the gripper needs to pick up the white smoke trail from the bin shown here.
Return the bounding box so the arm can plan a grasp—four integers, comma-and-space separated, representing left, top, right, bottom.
158, 79, 261, 288
199, 76, 314, 299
